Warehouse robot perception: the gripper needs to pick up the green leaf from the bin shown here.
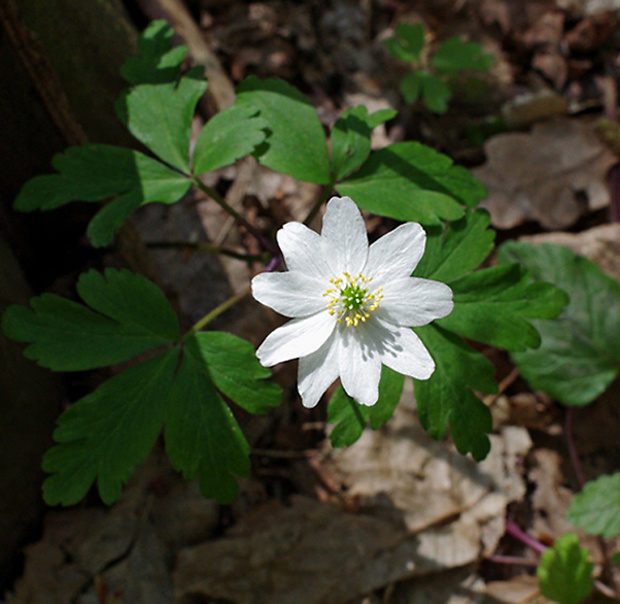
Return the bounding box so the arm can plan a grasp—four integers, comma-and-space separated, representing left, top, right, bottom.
414, 209, 495, 282
120, 20, 187, 85
438, 264, 569, 351
193, 104, 268, 175
42, 350, 178, 505
13, 145, 191, 247
2, 268, 179, 371
384, 22, 425, 63
537, 533, 594, 604
328, 367, 405, 447
567, 473, 620, 538
498, 242, 620, 406
166, 334, 251, 504
330, 106, 397, 182
400, 70, 451, 114
236, 76, 331, 184
116, 66, 207, 172
336, 142, 486, 225
188, 331, 282, 414
413, 324, 495, 460
431, 38, 493, 74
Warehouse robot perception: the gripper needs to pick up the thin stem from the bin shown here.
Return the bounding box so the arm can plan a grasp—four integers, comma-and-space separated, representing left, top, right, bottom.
505, 519, 547, 555
303, 181, 336, 226
193, 178, 278, 253
146, 240, 270, 262
486, 555, 539, 567
565, 408, 586, 489
186, 288, 250, 335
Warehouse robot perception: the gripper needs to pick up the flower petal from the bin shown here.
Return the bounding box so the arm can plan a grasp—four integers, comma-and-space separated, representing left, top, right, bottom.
366, 222, 426, 281
321, 196, 368, 275
298, 334, 340, 408
256, 312, 336, 367
252, 271, 327, 318
277, 222, 332, 280
338, 326, 382, 406
377, 277, 454, 326
367, 318, 435, 380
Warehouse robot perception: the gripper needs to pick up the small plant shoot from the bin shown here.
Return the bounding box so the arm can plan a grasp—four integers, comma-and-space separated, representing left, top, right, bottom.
384, 22, 493, 114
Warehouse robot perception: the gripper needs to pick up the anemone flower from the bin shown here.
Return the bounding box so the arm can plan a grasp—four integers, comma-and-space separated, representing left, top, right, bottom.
251, 196, 453, 407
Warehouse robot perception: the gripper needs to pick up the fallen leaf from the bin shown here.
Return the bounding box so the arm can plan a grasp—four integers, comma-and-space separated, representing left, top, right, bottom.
474, 118, 615, 229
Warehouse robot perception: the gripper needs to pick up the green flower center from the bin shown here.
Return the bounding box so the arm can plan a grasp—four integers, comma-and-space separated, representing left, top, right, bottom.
323, 272, 383, 327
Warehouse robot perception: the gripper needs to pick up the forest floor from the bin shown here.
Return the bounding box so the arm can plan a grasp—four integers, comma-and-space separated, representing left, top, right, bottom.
4, 0, 620, 602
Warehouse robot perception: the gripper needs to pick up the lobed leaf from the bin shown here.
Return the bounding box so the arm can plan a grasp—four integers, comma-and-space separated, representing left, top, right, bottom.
328, 367, 405, 447
431, 38, 493, 74
189, 331, 282, 414
14, 144, 191, 247
2, 268, 179, 371
566, 473, 620, 538
120, 20, 187, 85
116, 66, 207, 173
42, 350, 178, 505
166, 334, 251, 504
414, 209, 495, 283
537, 533, 594, 604
330, 106, 397, 182
336, 142, 486, 224
413, 324, 495, 460
236, 76, 331, 184
193, 104, 268, 175
384, 22, 425, 63
400, 70, 451, 114
498, 242, 620, 406
438, 264, 569, 351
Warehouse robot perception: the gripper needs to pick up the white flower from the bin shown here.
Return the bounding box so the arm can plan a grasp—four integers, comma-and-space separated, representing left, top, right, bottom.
251, 196, 454, 408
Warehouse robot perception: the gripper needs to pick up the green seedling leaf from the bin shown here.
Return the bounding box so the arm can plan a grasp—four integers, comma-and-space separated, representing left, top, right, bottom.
336, 142, 486, 225
2, 268, 179, 371
14, 144, 191, 247
413, 324, 495, 460
414, 209, 495, 283
116, 66, 207, 172
400, 70, 451, 114
567, 473, 620, 538
328, 367, 405, 447
120, 20, 187, 85
236, 76, 331, 184
43, 350, 178, 505
498, 242, 620, 406
188, 331, 282, 414
384, 22, 425, 63
438, 264, 569, 351
330, 106, 397, 181
431, 38, 493, 74
166, 334, 251, 504
538, 533, 594, 604
193, 104, 268, 175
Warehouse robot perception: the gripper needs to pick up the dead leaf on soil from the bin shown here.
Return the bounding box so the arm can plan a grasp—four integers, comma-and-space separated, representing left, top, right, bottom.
474, 118, 615, 229
173, 407, 532, 604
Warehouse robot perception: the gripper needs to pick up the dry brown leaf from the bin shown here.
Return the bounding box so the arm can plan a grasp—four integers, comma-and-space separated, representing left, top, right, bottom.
474, 118, 615, 229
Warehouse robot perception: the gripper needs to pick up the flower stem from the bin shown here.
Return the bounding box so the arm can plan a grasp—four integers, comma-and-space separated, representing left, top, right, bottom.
303, 181, 336, 226
146, 240, 270, 263
193, 178, 278, 253
186, 288, 250, 335
346, 395, 366, 430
